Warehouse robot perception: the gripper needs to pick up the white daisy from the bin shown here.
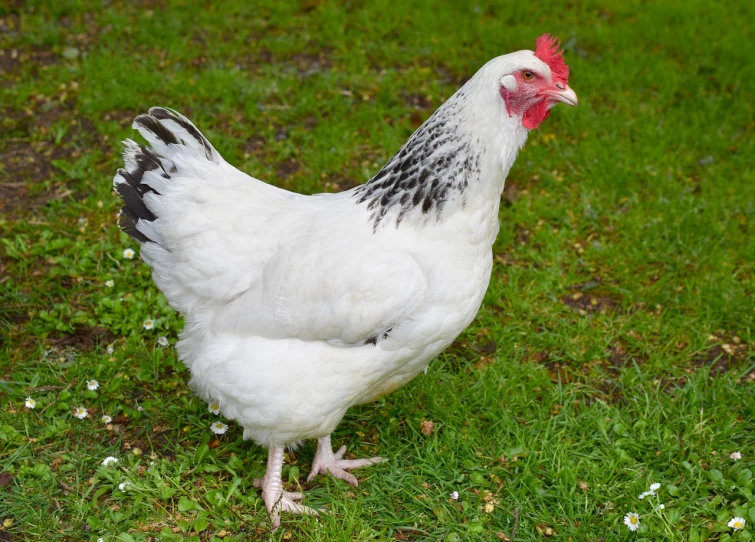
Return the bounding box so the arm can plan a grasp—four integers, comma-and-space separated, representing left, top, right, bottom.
25, 396, 36, 409
101, 456, 119, 467
87, 379, 100, 391
123, 248, 135, 259
97, 538, 104, 542
157, 336, 169, 347
143, 319, 154, 330
102, 415, 112, 424
649, 482, 661, 493
730, 452, 742, 461
624, 512, 640, 532
118, 481, 131, 492
73, 406, 88, 419
105, 279, 114, 288
728, 517, 746, 530
210, 421, 228, 435
208, 402, 221, 415
639, 491, 652, 499
449, 491, 459, 500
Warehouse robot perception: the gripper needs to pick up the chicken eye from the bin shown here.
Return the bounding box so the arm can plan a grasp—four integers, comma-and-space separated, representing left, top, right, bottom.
522, 71, 534, 80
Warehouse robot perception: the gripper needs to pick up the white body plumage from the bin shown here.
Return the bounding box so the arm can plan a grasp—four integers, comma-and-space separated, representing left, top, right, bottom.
116, 52, 558, 447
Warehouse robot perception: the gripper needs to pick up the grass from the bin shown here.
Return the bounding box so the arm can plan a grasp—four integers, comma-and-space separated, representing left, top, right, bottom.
1, 0, 753, 540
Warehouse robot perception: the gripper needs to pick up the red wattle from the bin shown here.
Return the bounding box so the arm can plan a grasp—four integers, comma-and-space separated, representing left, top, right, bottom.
522, 100, 550, 130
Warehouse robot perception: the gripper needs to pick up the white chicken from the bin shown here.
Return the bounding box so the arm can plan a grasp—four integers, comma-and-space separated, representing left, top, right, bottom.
114, 34, 577, 527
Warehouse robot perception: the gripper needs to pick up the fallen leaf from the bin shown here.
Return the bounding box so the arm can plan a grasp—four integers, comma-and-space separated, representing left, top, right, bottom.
420, 420, 435, 435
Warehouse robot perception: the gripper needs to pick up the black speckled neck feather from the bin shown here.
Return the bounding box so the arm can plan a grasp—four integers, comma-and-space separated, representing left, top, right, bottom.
353, 91, 482, 231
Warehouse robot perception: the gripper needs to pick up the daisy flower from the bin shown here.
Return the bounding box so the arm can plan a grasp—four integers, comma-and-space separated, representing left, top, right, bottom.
208, 402, 221, 415
105, 279, 114, 288
143, 319, 154, 330
624, 512, 640, 532
123, 248, 135, 259
730, 451, 742, 461
101, 456, 119, 467
649, 482, 661, 493
210, 421, 228, 435
25, 396, 36, 409
728, 517, 746, 530
157, 336, 169, 347
449, 491, 459, 500
73, 406, 88, 419
639, 491, 652, 499
118, 481, 131, 492
87, 379, 100, 391
102, 415, 112, 424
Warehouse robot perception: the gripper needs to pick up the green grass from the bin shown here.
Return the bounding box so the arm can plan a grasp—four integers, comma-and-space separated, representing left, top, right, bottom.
1, 0, 754, 540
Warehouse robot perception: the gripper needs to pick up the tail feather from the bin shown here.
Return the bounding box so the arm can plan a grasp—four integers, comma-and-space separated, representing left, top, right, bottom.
118, 206, 152, 243
114, 169, 156, 221
114, 107, 219, 244
148, 107, 219, 162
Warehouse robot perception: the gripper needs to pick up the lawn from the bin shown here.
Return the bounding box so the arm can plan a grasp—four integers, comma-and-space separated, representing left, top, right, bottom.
1, 0, 753, 540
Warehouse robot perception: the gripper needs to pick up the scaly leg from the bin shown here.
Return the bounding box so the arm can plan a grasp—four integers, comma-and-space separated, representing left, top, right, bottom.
306, 434, 384, 487
253, 444, 320, 529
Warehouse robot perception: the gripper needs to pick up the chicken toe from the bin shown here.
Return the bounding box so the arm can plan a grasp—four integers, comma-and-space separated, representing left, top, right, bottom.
307, 434, 384, 487
255, 444, 321, 529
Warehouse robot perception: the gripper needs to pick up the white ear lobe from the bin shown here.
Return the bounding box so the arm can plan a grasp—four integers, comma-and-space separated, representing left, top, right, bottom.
500, 74, 517, 91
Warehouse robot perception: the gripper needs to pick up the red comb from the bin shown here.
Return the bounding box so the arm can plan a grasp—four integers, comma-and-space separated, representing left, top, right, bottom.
535, 34, 569, 85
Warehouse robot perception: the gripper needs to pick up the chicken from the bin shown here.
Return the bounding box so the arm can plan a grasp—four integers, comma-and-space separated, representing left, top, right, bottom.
113, 34, 577, 527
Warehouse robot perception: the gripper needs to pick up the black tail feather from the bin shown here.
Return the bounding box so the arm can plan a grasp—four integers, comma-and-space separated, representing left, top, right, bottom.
118, 207, 152, 243
149, 107, 216, 161
114, 171, 156, 222
134, 114, 179, 146
115, 108, 216, 244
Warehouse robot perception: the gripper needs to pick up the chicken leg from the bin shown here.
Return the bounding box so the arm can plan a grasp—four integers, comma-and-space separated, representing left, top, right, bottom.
306, 434, 384, 487
253, 444, 320, 529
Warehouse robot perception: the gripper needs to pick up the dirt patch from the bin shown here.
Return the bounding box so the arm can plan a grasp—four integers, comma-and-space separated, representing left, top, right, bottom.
605, 343, 634, 371
502, 179, 520, 205
0, 139, 76, 217
501, 174, 540, 206
394, 528, 428, 541
0, 49, 20, 77
322, 174, 361, 192
0, 45, 59, 85
561, 278, 619, 315
48, 325, 115, 352
240, 135, 266, 158
561, 293, 617, 315
691, 334, 751, 379
0, 471, 13, 487
103, 109, 139, 127
275, 157, 301, 179
493, 252, 528, 268
691, 345, 734, 376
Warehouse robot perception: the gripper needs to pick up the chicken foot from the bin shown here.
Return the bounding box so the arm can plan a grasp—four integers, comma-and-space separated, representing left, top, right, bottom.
253, 444, 320, 529
306, 434, 384, 487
